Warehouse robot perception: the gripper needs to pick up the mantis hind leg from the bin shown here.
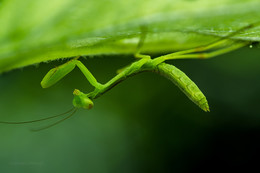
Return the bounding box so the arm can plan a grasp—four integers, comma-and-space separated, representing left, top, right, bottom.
134, 25, 148, 58
117, 26, 150, 74
150, 39, 249, 66
130, 25, 151, 71
151, 22, 259, 65
163, 41, 247, 61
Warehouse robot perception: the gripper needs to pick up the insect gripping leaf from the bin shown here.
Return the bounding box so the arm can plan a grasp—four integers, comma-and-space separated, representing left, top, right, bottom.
155, 63, 210, 112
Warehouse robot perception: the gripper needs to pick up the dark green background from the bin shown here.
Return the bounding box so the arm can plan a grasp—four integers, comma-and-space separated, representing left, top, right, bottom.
0, 47, 259, 172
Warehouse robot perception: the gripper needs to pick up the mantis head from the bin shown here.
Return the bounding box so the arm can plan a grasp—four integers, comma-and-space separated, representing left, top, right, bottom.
73, 89, 93, 109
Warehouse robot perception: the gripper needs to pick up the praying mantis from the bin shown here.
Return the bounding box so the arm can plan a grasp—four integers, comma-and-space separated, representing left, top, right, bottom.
41, 23, 255, 112
41, 34, 247, 112
0, 23, 258, 131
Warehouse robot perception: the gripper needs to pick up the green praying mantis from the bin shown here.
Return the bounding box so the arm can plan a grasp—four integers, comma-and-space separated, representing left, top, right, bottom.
0, 23, 258, 131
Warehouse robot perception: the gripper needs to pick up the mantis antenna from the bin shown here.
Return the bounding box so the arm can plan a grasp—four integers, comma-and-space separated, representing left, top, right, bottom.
0, 108, 76, 124
30, 108, 77, 132
0, 108, 77, 131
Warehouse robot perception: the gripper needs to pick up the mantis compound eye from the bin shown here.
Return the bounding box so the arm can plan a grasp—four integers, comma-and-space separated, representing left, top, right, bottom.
73, 89, 94, 109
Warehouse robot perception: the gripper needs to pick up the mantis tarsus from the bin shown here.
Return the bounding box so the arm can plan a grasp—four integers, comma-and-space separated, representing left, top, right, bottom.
0, 23, 258, 131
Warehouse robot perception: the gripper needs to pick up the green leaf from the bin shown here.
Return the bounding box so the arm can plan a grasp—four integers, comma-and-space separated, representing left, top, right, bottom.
0, 0, 260, 73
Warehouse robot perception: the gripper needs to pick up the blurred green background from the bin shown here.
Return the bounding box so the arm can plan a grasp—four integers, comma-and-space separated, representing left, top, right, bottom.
0, 46, 259, 172
1, 0, 260, 172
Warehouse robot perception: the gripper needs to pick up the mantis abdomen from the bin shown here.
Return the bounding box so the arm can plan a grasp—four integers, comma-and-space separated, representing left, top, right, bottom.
154, 63, 209, 112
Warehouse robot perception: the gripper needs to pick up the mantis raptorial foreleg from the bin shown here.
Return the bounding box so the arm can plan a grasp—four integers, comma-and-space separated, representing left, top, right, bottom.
41, 59, 103, 89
